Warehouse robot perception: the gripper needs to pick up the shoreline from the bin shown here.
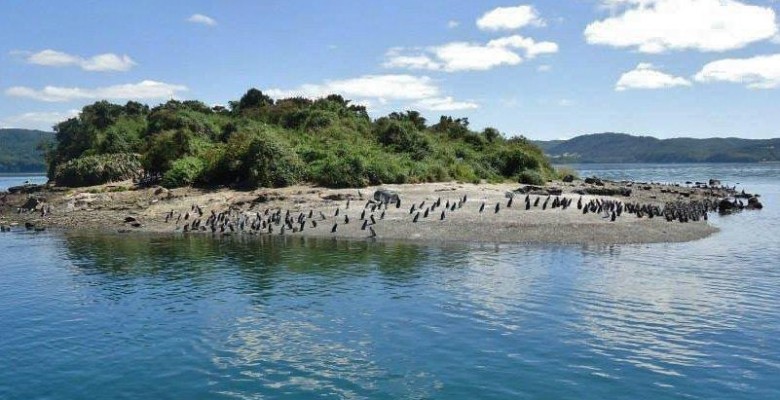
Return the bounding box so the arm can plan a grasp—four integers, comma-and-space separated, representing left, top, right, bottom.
0, 179, 737, 245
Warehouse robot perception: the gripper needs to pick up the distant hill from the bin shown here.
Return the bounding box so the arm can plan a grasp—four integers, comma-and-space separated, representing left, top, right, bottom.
0, 129, 55, 173
534, 133, 780, 163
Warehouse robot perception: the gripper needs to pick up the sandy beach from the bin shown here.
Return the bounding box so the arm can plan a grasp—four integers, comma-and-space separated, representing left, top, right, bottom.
1, 178, 735, 244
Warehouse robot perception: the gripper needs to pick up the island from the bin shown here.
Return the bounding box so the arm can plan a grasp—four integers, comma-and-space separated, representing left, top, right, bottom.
0, 90, 763, 244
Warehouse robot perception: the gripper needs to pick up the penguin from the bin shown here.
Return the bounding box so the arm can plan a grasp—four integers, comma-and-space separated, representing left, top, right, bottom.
495, 203, 500, 213
370, 215, 377, 225
331, 223, 338, 233
479, 202, 485, 213
335, 208, 340, 217
369, 226, 377, 238
344, 215, 350, 224
413, 212, 420, 223
507, 196, 513, 208
361, 220, 368, 230
440, 210, 446, 220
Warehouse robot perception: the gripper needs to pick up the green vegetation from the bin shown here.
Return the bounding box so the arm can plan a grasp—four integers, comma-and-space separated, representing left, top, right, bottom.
0, 129, 55, 172
44, 90, 555, 188
535, 133, 780, 163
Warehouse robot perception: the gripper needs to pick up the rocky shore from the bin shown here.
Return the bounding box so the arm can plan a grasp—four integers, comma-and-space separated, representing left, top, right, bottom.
0, 178, 762, 244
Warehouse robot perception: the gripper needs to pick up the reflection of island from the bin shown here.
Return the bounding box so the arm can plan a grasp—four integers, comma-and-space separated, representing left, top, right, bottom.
62, 232, 429, 299
572, 246, 747, 376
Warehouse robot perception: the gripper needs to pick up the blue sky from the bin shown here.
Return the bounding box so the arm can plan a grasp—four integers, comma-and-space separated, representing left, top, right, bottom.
1, 0, 779, 139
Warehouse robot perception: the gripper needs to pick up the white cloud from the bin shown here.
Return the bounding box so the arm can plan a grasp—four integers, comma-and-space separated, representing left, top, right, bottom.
558, 99, 574, 106
487, 35, 559, 58
433, 42, 523, 72
5, 80, 188, 102
412, 96, 479, 111
477, 5, 545, 31
385, 35, 557, 72
772, 35, 780, 44
615, 63, 691, 91
537, 64, 552, 72
382, 49, 442, 70
694, 54, 780, 89
187, 13, 217, 26
0, 110, 79, 130
266, 74, 477, 114
447, 20, 460, 29
266, 74, 439, 100
23, 49, 136, 72
585, 0, 778, 53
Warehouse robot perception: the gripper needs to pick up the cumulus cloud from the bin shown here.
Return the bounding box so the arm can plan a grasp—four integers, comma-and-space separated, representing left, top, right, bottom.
694, 54, 780, 89
447, 20, 460, 29
477, 5, 545, 31
265, 74, 478, 112
615, 63, 691, 91
412, 96, 479, 111
585, 0, 778, 53
384, 35, 558, 72
266, 74, 439, 100
23, 49, 136, 72
0, 110, 79, 130
5, 80, 188, 102
432, 42, 523, 71
187, 13, 217, 26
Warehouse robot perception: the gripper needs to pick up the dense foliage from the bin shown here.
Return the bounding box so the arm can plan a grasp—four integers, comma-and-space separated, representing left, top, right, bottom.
535, 133, 780, 163
45, 90, 556, 188
0, 129, 54, 172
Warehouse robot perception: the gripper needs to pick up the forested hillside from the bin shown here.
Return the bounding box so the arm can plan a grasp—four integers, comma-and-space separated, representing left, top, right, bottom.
0, 129, 54, 172
44, 89, 555, 188
535, 133, 780, 163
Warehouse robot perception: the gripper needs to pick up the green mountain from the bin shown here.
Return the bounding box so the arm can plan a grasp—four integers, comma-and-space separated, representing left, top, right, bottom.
535, 133, 780, 163
0, 129, 55, 172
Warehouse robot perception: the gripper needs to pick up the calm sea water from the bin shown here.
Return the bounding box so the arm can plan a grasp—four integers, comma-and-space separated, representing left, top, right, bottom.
1, 164, 779, 399
0, 174, 47, 192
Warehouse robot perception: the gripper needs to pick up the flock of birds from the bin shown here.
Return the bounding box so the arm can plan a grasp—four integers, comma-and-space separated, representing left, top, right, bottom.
157, 190, 722, 239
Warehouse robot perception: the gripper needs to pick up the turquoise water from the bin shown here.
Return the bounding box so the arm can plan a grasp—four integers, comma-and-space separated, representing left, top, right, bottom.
1, 164, 779, 399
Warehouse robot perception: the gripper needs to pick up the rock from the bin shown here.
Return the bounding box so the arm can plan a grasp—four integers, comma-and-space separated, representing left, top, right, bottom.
718, 199, 738, 214
580, 187, 632, 197
21, 197, 43, 211
124, 216, 137, 223
373, 189, 400, 204
515, 185, 545, 194
562, 174, 575, 183
747, 196, 763, 210
24, 222, 35, 230
584, 176, 604, 186
153, 187, 169, 196
709, 179, 721, 186
7, 184, 45, 195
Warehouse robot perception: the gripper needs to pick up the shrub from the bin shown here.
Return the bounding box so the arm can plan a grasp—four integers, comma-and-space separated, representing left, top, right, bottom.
518, 170, 545, 186
162, 157, 207, 188
54, 153, 142, 187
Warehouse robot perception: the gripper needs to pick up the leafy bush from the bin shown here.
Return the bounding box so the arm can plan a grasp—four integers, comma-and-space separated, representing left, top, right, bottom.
46, 89, 556, 189
162, 157, 207, 188
54, 153, 141, 187
518, 170, 545, 186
